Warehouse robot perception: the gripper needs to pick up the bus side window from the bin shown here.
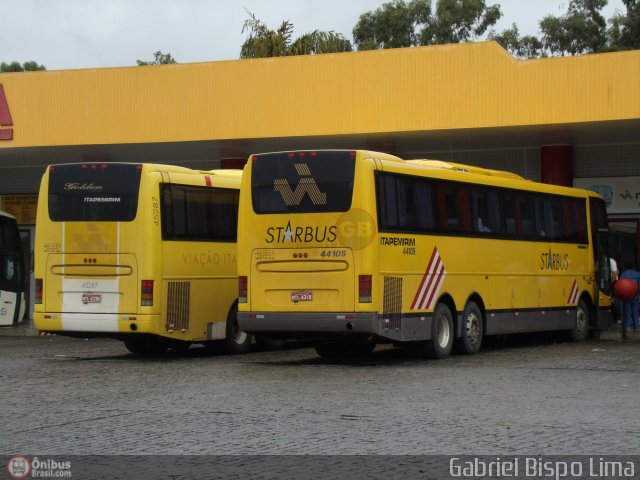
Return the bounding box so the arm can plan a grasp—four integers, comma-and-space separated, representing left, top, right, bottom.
518, 194, 535, 237
472, 188, 503, 234
534, 196, 546, 237
376, 174, 399, 229
413, 180, 435, 230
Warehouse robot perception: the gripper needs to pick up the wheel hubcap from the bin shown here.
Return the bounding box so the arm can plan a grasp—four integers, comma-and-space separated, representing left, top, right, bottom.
436, 315, 450, 347
466, 312, 481, 344
576, 308, 587, 332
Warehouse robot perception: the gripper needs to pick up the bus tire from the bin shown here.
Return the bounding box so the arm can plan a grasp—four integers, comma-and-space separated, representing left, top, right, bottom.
454, 301, 483, 355
223, 304, 252, 354
124, 336, 169, 356
569, 298, 590, 342
409, 303, 454, 359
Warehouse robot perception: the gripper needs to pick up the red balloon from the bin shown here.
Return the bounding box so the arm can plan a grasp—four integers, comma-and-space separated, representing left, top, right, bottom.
614, 278, 639, 301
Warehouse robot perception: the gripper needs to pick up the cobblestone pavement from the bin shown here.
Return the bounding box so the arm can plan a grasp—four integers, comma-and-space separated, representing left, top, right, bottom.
0, 332, 638, 457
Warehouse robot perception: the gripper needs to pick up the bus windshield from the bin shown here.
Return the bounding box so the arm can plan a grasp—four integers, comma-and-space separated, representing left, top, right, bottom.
251, 151, 356, 214
48, 163, 142, 222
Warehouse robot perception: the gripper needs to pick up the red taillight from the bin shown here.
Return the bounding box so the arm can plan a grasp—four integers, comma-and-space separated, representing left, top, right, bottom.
239, 276, 247, 303
35, 278, 43, 304
141, 280, 154, 306
359, 275, 372, 303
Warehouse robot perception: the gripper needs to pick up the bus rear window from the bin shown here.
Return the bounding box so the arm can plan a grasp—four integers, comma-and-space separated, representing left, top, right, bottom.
48, 163, 142, 221
251, 151, 355, 214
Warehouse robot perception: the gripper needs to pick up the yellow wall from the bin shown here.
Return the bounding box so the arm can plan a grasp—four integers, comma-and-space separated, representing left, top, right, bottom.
0, 41, 638, 149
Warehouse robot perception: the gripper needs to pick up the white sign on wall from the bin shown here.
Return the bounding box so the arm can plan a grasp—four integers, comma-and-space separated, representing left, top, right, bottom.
573, 176, 640, 215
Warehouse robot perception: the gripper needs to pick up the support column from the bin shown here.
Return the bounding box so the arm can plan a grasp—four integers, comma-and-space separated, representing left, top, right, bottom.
541, 145, 573, 186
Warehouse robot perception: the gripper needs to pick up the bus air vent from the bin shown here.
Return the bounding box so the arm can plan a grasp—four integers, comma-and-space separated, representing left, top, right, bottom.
383, 276, 403, 331
166, 281, 190, 332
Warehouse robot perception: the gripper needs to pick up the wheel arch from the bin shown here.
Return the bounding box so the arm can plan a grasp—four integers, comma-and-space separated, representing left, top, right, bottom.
578, 291, 596, 327
227, 297, 239, 321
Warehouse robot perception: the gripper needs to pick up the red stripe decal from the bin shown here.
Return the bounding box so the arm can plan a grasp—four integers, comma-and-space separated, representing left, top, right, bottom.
0, 85, 13, 126
411, 247, 447, 311
204, 176, 212, 187
411, 247, 438, 310
567, 280, 579, 305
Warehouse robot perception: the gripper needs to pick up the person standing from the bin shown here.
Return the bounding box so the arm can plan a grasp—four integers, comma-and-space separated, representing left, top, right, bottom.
619, 260, 640, 333
611, 257, 621, 324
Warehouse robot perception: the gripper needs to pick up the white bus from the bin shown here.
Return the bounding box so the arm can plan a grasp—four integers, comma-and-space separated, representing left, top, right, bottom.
0, 211, 26, 326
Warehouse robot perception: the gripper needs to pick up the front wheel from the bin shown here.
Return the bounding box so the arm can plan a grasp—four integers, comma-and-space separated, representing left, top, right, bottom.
454, 301, 483, 355
223, 304, 252, 354
569, 298, 590, 342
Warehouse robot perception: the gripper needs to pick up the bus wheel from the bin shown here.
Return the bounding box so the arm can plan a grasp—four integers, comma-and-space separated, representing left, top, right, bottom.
454, 301, 483, 355
124, 337, 169, 356
223, 304, 252, 354
409, 303, 454, 359
569, 298, 590, 342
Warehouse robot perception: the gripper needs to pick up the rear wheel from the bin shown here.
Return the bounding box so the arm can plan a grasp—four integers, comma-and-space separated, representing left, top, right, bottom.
408, 303, 454, 359
454, 301, 483, 354
569, 298, 590, 342
223, 304, 252, 354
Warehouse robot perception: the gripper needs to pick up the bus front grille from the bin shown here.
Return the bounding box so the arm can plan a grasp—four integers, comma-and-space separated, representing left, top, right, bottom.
166, 281, 190, 332
383, 276, 403, 331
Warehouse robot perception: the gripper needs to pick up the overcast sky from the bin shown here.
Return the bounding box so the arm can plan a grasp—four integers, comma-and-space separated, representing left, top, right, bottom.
0, 0, 627, 71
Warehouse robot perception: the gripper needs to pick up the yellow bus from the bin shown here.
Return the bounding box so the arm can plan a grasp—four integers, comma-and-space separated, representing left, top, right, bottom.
34, 162, 251, 355
237, 150, 613, 358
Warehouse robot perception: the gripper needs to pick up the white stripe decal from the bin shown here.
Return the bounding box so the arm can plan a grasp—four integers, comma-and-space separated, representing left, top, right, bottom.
411, 247, 447, 311
567, 280, 579, 305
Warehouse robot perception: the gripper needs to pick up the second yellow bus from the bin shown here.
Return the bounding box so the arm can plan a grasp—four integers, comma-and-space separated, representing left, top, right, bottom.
34, 162, 250, 355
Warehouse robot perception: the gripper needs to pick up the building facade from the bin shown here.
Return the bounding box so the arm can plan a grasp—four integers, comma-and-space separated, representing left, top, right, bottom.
0, 41, 638, 318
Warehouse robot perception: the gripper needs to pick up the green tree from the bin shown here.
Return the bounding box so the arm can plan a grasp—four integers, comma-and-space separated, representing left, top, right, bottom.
352, 0, 501, 50
136, 51, 177, 66
609, 0, 640, 49
490, 23, 543, 58
0, 60, 46, 72
539, 0, 608, 55
425, 0, 502, 44
352, 0, 431, 50
240, 11, 352, 59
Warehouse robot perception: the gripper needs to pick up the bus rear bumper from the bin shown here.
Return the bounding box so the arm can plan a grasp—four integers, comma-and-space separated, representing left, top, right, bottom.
34, 312, 161, 336
238, 312, 433, 342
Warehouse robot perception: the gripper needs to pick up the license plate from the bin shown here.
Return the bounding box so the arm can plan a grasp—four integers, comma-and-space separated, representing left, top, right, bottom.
82, 294, 101, 304
291, 290, 312, 302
